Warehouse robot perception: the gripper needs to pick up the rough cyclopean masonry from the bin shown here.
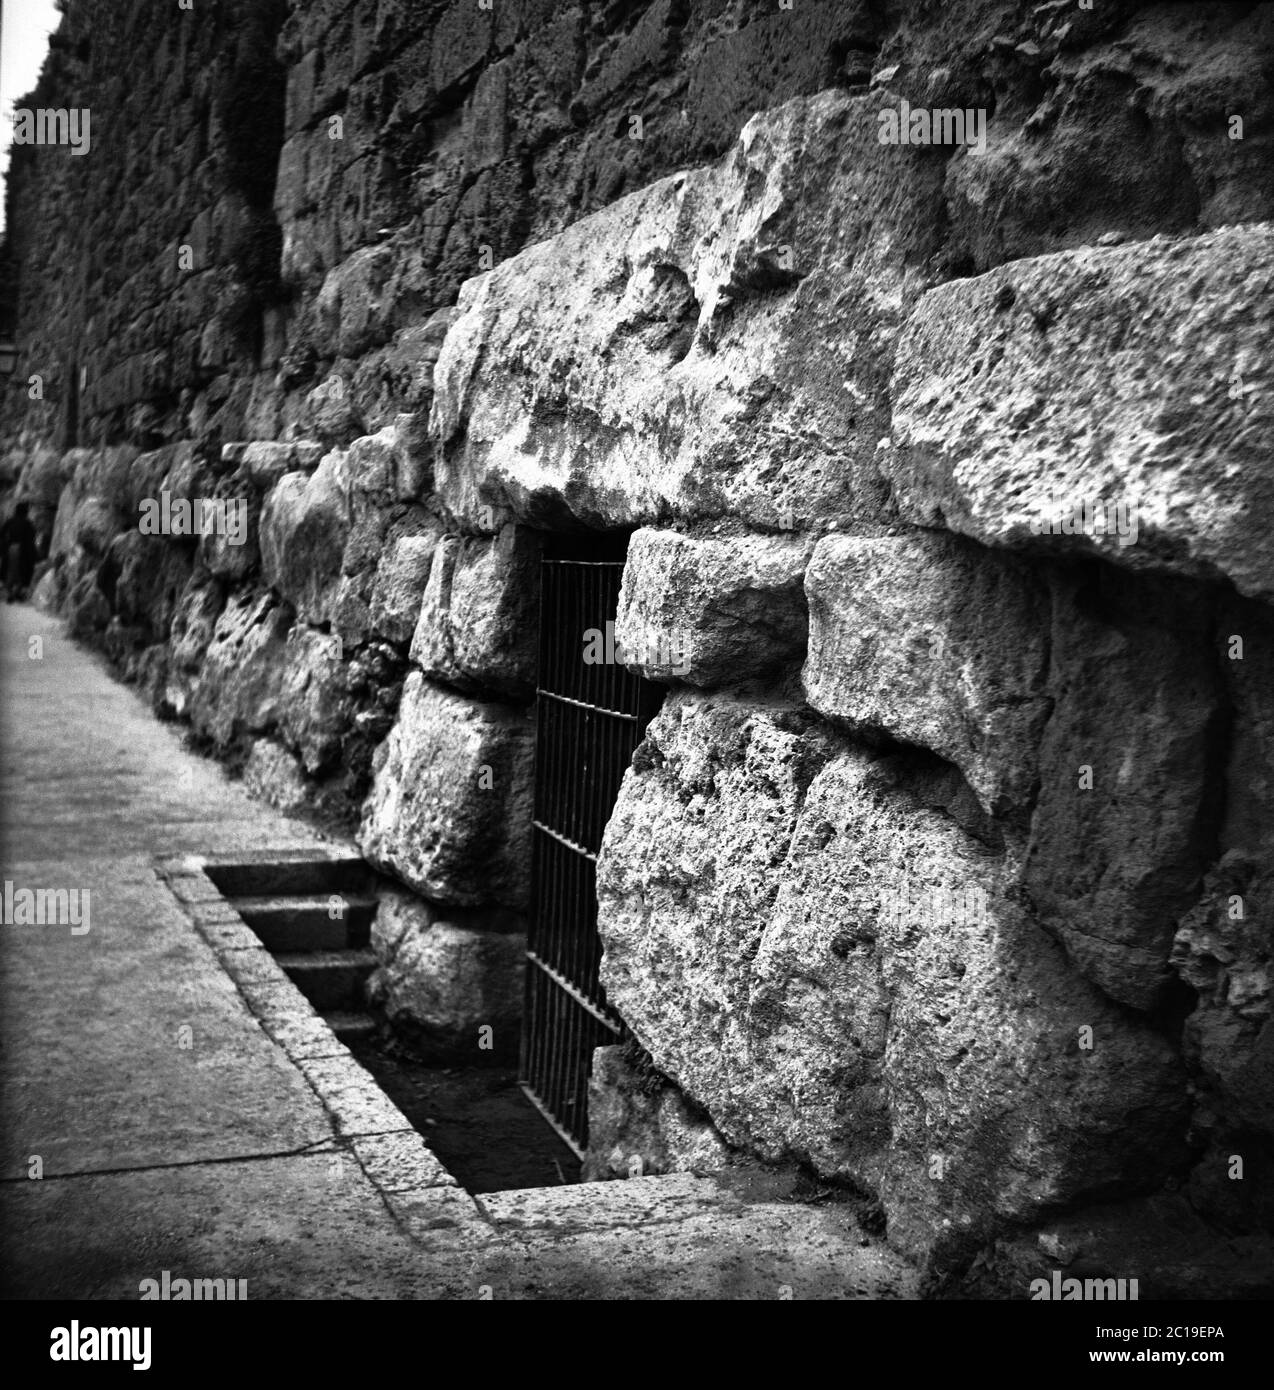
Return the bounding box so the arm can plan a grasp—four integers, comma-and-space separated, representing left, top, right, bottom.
2, 0, 1273, 1296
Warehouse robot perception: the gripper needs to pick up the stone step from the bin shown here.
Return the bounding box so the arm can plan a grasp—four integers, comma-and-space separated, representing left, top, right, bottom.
230, 893, 376, 951
202, 851, 376, 899
274, 948, 377, 1012
323, 1010, 379, 1042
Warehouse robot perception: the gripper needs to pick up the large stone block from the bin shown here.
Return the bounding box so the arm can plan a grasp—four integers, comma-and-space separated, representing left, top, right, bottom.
259, 449, 351, 624
597, 692, 1189, 1265
615, 528, 811, 687
223, 439, 325, 491
583, 1044, 734, 1182
1172, 855, 1273, 1142
408, 524, 539, 699
367, 533, 437, 648
885, 225, 1274, 601
803, 531, 1051, 818
1218, 593, 1274, 861
358, 674, 534, 908
188, 591, 292, 747
367, 887, 525, 1062
432, 88, 948, 532
1022, 566, 1223, 1011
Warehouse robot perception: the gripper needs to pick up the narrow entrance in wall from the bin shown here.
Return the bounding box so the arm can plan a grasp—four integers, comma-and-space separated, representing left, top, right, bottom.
521, 532, 664, 1158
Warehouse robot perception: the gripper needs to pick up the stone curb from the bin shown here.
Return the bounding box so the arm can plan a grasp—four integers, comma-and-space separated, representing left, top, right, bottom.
155, 853, 501, 1249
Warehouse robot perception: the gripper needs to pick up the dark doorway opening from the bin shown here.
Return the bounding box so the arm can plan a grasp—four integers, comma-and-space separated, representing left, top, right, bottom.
520, 531, 665, 1157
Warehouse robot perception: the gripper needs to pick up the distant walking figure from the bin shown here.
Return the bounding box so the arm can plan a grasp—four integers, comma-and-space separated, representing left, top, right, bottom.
1, 502, 38, 602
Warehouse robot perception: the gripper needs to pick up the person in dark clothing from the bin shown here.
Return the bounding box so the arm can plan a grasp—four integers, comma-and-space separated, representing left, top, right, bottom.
1, 502, 38, 602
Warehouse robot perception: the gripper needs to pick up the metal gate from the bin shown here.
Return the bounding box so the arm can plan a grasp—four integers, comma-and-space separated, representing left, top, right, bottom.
519, 532, 663, 1157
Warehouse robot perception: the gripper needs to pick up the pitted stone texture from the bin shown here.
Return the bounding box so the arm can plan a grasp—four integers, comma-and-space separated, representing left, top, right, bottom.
366, 889, 525, 1063
1022, 566, 1223, 1012
583, 1044, 734, 1181
187, 591, 354, 774
1172, 855, 1274, 1143
109, 530, 196, 641
345, 425, 429, 507
1218, 593, 1274, 861
885, 225, 1274, 601
409, 524, 540, 700
367, 533, 437, 648
804, 531, 1051, 817
615, 528, 811, 687
260, 449, 352, 624
223, 440, 325, 491
359, 674, 534, 909
597, 692, 1189, 1265
432, 89, 948, 533
189, 591, 294, 747
242, 738, 313, 817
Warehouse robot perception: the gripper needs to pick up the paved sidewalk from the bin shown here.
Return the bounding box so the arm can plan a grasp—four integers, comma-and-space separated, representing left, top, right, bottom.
0, 604, 918, 1299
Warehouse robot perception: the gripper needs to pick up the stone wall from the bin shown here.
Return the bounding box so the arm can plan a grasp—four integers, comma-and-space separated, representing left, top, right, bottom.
4, 0, 1273, 1293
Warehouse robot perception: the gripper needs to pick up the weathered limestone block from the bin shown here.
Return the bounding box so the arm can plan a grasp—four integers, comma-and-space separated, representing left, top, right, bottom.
259, 449, 351, 623
168, 579, 223, 668
583, 1044, 734, 1182
185, 586, 359, 774
614, 528, 811, 687
940, 2, 1274, 267
598, 693, 844, 1150
408, 524, 539, 698
242, 738, 313, 818
348, 308, 461, 449
14, 441, 70, 508
432, 89, 948, 532
275, 625, 357, 775
222, 439, 325, 491
367, 533, 437, 648
301, 372, 365, 447
886, 225, 1274, 601
1218, 593, 1274, 861
803, 531, 1051, 817
65, 572, 111, 638
1022, 567, 1223, 1011
66, 494, 125, 560
786, 753, 1187, 1265
109, 530, 195, 638
367, 888, 525, 1062
598, 692, 1189, 1265
188, 591, 293, 748
345, 423, 428, 506
359, 673, 534, 908
1172, 855, 1273, 1143
318, 424, 437, 647
197, 501, 260, 584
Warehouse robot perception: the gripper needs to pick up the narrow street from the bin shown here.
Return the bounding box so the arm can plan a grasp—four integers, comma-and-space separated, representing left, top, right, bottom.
0, 604, 915, 1300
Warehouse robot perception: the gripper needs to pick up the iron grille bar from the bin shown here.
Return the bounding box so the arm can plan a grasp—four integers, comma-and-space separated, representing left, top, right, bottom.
541, 559, 627, 568
520, 530, 664, 1154
527, 950, 624, 1032
532, 819, 597, 864
536, 687, 640, 722
518, 1084, 585, 1161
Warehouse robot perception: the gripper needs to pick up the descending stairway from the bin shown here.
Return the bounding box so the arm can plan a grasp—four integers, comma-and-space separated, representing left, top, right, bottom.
202, 855, 382, 1042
